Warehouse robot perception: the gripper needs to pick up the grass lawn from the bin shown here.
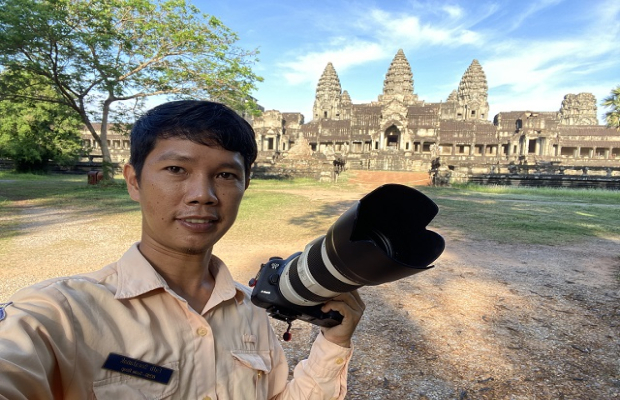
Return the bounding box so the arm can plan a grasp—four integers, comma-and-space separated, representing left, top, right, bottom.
2, 171, 620, 248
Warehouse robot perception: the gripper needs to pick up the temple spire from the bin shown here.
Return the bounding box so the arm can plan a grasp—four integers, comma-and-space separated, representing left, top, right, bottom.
379, 49, 418, 105
313, 62, 342, 120
382, 49, 414, 96
457, 59, 489, 121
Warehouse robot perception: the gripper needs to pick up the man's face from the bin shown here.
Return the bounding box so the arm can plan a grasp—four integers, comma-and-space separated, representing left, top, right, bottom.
124, 137, 248, 257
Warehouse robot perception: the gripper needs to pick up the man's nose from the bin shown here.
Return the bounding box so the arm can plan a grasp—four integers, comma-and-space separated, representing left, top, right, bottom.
185, 176, 218, 205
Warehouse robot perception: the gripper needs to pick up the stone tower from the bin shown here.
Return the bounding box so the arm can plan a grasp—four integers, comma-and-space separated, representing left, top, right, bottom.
312, 62, 343, 120
457, 59, 489, 121
438, 90, 460, 121
340, 90, 352, 120
378, 49, 419, 105
559, 93, 598, 125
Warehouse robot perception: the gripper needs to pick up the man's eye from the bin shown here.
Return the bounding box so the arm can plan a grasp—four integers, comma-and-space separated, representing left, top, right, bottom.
218, 172, 237, 179
166, 166, 184, 174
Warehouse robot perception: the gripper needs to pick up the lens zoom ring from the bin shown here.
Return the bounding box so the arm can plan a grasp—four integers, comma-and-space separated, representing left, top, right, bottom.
306, 240, 361, 293
289, 258, 333, 303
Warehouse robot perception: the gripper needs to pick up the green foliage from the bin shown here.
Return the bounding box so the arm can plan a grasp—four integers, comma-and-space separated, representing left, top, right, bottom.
0, 0, 262, 178
602, 85, 620, 130
0, 74, 83, 172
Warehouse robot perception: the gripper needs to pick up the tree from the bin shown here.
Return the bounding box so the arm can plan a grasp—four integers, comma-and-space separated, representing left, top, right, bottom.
602, 86, 620, 130
0, 80, 84, 172
0, 0, 262, 179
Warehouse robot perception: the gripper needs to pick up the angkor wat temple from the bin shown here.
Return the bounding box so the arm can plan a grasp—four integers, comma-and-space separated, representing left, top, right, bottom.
83, 49, 619, 186
249, 49, 620, 186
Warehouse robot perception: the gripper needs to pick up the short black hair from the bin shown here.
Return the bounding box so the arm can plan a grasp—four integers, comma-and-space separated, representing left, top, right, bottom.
129, 100, 257, 181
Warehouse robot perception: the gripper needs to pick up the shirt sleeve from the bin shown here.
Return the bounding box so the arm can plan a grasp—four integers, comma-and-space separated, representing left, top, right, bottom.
269, 332, 353, 400
0, 285, 77, 400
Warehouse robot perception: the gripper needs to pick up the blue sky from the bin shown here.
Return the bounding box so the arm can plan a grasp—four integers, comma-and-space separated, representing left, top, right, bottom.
198, 0, 619, 123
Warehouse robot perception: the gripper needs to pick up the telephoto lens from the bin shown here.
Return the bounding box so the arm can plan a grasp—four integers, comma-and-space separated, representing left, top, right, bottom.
250, 183, 445, 326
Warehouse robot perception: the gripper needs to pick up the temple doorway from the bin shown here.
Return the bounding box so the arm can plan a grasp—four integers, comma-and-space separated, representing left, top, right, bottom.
385, 125, 400, 150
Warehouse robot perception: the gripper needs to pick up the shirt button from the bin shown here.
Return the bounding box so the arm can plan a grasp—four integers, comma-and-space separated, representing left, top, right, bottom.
335, 357, 345, 365
197, 327, 209, 336
203, 397, 212, 400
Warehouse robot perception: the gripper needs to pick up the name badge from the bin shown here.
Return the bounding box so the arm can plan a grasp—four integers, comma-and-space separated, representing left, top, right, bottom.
0, 302, 12, 322
102, 353, 174, 385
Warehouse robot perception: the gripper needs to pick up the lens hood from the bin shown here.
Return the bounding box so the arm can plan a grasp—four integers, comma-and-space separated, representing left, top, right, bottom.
324, 184, 445, 285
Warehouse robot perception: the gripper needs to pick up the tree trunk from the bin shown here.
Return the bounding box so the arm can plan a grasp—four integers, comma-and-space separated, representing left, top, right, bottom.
82, 115, 114, 181
98, 99, 115, 180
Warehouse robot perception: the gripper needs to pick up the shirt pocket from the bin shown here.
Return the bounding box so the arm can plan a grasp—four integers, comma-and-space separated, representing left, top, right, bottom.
92, 361, 179, 400
230, 350, 272, 399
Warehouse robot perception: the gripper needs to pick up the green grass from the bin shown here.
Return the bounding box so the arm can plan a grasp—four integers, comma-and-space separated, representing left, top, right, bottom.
417, 185, 620, 244
0, 172, 137, 244
1, 172, 620, 247
449, 183, 620, 204
0, 171, 130, 203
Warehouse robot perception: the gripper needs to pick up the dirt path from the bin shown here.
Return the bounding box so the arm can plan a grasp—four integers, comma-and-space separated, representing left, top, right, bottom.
1, 180, 619, 399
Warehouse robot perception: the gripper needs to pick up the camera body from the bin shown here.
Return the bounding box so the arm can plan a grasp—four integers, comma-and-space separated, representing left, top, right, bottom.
250, 252, 344, 327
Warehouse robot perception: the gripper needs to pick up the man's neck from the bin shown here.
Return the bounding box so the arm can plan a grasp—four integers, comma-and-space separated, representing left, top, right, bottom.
137, 242, 216, 313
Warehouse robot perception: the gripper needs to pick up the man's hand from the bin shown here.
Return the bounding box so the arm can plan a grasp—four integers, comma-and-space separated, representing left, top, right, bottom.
320, 290, 365, 348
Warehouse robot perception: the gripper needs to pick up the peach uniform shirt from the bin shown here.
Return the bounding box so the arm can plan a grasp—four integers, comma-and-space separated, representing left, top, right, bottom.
0, 244, 352, 399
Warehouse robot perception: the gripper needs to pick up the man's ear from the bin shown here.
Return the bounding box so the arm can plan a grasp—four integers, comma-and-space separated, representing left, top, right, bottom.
123, 163, 141, 202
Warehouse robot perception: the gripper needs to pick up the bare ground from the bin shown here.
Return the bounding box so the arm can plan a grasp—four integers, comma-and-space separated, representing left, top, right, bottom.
1, 181, 619, 399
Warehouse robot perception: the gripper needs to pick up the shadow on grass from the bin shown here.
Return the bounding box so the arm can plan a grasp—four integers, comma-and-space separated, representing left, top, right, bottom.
0, 179, 140, 241
0, 201, 141, 241
287, 200, 356, 231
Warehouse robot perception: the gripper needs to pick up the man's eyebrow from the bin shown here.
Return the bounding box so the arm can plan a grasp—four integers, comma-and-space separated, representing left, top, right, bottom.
153, 152, 194, 163
218, 161, 245, 171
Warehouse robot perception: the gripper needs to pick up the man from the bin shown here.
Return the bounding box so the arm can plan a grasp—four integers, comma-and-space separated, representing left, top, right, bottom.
0, 100, 365, 399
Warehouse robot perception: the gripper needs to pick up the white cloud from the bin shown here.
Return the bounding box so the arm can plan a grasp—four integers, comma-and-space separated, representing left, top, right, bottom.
442, 4, 464, 19
276, 4, 489, 87
589, 0, 620, 28
278, 41, 387, 86
506, 0, 563, 32
484, 41, 580, 93
482, 3, 619, 113
361, 8, 484, 48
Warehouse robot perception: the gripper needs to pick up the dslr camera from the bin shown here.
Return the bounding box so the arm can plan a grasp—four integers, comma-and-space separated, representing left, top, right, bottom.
250, 184, 445, 328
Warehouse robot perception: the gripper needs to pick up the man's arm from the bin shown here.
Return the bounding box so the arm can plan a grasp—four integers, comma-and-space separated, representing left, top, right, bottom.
0, 286, 76, 400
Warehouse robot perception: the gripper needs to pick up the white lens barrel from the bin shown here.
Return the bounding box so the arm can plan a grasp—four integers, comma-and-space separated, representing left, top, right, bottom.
280, 239, 342, 306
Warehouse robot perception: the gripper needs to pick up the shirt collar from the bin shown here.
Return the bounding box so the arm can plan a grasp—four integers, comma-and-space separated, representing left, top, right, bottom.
202, 254, 247, 313
115, 243, 246, 309
115, 243, 167, 299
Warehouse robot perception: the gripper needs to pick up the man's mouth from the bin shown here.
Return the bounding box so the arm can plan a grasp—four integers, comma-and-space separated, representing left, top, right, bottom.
178, 217, 217, 232
184, 218, 210, 224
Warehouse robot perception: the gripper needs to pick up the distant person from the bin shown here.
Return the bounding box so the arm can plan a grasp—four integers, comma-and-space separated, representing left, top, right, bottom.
0, 100, 365, 399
